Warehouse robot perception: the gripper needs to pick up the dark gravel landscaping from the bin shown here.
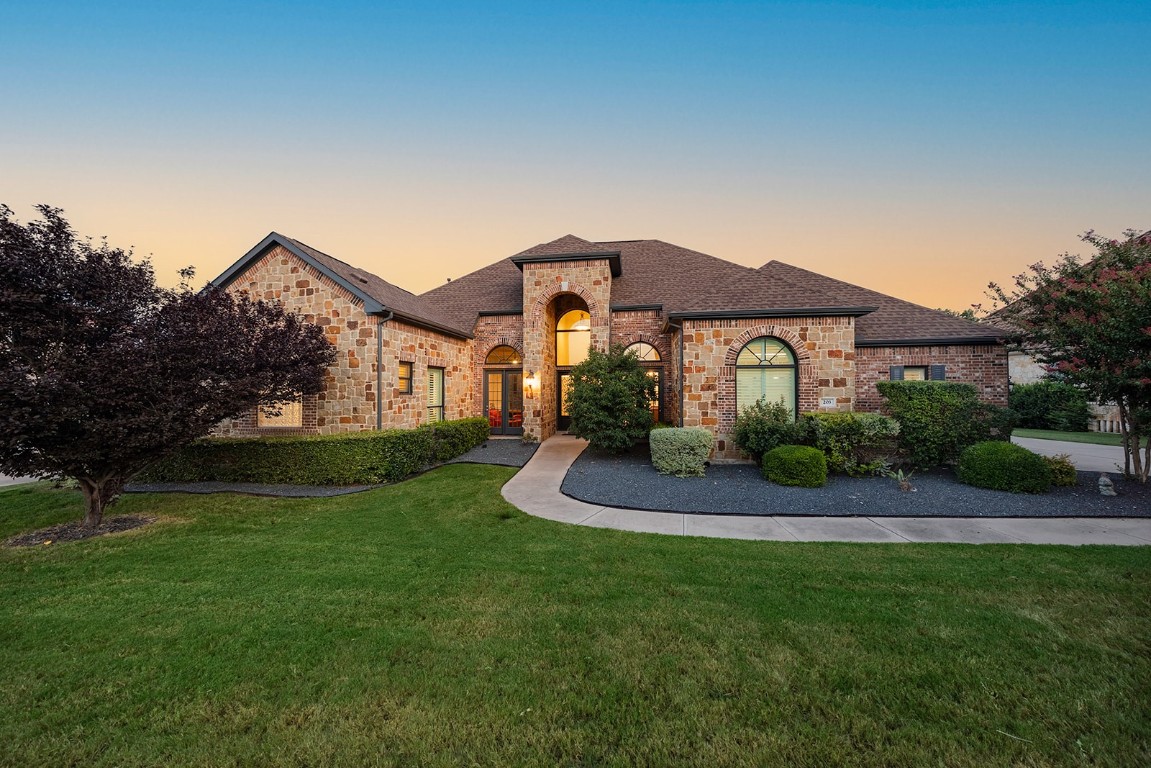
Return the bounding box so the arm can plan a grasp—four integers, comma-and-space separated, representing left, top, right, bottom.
561, 445, 1151, 518
447, 439, 538, 468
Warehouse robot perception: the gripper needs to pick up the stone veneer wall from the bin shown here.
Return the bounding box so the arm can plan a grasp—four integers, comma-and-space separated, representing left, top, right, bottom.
609, 309, 678, 425
214, 245, 472, 437
520, 260, 613, 441
681, 317, 857, 460
469, 313, 525, 415
854, 344, 1008, 413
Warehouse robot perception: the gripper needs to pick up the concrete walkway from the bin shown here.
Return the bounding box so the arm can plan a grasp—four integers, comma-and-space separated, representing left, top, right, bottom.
501, 435, 1151, 545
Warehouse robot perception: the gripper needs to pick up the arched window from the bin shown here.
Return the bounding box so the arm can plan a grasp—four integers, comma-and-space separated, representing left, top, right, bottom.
735, 337, 798, 419
556, 310, 591, 366
625, 342, 663, 423
485, 345, 521, 365
625, 341, 661, 362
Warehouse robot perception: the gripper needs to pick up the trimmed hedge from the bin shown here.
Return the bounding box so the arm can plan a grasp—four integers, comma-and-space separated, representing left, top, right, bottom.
649, 427, 713, 478
876, 381, 1016, 469
803, 412, 899, 476
956, 441, 1051, 494
139, 417, 490, 485
762, 445, 827, 488
1009, 381, 1091, 432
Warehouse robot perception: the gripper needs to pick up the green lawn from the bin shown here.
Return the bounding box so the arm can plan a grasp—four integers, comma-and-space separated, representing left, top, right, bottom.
2, 468, 1149, 767
1014, 428, 1145, 447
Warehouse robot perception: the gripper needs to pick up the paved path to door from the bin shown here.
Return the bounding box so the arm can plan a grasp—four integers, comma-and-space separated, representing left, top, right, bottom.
501, 435, 1151, 545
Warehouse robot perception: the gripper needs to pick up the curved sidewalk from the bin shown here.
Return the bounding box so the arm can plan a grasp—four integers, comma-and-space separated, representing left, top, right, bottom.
501, 435, 1151, 545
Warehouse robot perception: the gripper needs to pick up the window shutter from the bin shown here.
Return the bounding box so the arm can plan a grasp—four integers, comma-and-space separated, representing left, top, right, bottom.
889, 365, 904, 381
930, 364, 947, 381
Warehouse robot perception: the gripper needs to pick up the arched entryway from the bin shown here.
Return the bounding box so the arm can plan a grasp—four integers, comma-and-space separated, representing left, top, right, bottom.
554, 300, 591, 431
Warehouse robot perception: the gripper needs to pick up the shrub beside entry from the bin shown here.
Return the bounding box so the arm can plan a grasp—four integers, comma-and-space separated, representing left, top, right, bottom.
876, 381, 1015, 468
649, 427, 713, 478
762, 445, 828, 488
956, 441, 1052, 494
139, 417, 490, 486
733, 398, 806, 460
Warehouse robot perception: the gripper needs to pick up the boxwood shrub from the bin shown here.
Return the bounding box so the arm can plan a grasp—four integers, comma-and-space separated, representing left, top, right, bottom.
956, 441, 1052, 494
649, 427, 712, 478
876, 381, 1016, 469
139, 417, 490, 486
803, 412, 899, 476
762, 445, 828, 488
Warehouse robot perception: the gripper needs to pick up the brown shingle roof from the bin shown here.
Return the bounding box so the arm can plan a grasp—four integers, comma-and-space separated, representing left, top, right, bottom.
757, 261, 1004, 344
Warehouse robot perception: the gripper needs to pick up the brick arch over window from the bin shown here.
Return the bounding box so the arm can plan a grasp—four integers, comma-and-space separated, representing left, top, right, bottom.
718, 324, 818, 430
723, 325, 812, 366
619, 334, 671, 361
530, 282, 602, 323
484, 341, 525, 362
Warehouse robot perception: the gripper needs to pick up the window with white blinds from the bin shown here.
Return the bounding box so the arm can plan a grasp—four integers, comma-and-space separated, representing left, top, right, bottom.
735, 337, 797, 419
427, 367, 445, 423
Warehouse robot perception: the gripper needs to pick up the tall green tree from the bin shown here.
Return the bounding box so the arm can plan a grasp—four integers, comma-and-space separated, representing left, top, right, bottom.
0, 205, 337, 526
989, 230, 1151, 480
567, 345, 657, 453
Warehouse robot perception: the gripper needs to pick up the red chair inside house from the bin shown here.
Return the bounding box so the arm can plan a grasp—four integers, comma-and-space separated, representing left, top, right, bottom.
488, 408, 502, 428
509, 410, 523, 428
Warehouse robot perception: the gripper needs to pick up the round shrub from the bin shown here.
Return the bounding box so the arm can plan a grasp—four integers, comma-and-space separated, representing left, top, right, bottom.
762, 445, 827, 488
649, 427, 712, 478
957, 441, 1052, 493
1043, 454, 1079, 487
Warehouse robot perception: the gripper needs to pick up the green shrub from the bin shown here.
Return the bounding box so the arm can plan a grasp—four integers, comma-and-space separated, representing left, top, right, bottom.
956, 441, 1052, 493
139, 417, 490, 485
1009, 380, 1091, 432
733, 397, 808, 460
568, 346, 657, 453
876, 381, 1017, 469
762, 445, 828, 487
803, 412, 900, 476
1043, 454, 1079, 487
649, 427, 713, 478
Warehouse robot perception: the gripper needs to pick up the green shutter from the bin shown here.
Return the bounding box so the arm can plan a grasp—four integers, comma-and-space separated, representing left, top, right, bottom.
889, 365, 904, 381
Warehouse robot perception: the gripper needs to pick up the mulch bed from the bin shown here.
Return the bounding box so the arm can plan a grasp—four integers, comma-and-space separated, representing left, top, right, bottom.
5, 515, 156, 548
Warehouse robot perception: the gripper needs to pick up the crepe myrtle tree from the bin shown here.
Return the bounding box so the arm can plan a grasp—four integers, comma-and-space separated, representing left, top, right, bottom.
0, 205, 337, 526
988, 229, 1151, 481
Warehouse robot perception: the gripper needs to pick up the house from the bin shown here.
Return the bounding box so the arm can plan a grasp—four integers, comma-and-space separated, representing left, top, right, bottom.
211, 233, 1007, 459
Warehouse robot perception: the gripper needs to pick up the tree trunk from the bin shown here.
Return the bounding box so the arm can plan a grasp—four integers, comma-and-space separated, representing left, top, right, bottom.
78, 477, 123, 528
1118, 400, 1134, 479
1127, 404, 1149, 483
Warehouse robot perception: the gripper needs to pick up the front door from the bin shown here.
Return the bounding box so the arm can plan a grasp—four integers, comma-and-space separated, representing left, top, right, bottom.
485, 370, 523, 436
557, 371, 573, 431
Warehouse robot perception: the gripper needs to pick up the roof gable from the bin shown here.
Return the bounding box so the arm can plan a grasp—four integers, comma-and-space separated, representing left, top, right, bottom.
213, 233, 472, 339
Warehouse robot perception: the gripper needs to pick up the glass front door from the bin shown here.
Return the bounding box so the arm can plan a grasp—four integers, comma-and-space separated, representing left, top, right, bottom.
485, 370, 523, 436
557, 372, 573, 431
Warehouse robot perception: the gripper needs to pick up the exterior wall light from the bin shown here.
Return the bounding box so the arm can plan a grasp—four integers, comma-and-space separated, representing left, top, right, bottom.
524, 370, 538, 398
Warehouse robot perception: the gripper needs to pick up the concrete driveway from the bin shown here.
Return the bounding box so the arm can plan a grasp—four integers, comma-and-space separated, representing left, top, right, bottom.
1012, 436, 1127, 473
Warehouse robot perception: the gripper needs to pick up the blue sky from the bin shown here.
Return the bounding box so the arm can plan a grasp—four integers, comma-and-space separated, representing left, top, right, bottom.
2, 1, 1148, 307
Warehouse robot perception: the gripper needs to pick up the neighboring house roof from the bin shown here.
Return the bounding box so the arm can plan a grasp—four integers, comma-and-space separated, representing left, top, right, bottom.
213, 233, 473, 339
756, 261, 1004, 345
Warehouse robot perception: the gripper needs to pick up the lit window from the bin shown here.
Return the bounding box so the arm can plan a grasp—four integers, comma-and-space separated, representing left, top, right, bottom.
485, 345, 521, 365
735, 337, 797, 419
903, 366, 928, 381
427, 367, 444, 423
626, 342, 662, 422
257, 397, 303, 428
625, 341, 661, 362
556, 310, 591, 366
398, 361, 413, 393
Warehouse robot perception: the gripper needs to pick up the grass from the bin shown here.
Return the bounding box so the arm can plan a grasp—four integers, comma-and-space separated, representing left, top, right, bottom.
1013, 428, 1146, 447
2, 468, 1149, 767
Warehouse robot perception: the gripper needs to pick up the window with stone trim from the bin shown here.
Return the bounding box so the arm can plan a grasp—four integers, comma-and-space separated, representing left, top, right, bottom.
556, 310, 591, 366
257, 397, 303, 428
735, 336, 798, 419
398, 361, 413, 393
427, 366, 444, 423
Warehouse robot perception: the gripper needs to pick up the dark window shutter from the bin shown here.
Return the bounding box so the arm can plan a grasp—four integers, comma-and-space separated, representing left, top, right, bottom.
889, 365, 904, 381
930, 364, 947, 381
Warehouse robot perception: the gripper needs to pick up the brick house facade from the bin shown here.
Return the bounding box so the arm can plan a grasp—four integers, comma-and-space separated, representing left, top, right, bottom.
212, 233, 1006, 458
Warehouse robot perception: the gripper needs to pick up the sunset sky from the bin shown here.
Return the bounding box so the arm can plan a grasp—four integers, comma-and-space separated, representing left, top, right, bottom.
2, 1, 1148, 312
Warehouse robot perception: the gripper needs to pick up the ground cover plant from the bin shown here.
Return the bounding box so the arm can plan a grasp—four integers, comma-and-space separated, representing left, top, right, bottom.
2, 472, 1149, 767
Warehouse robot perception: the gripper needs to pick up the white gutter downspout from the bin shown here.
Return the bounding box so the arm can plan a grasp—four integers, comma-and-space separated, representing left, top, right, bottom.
376, 310, 393, 430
